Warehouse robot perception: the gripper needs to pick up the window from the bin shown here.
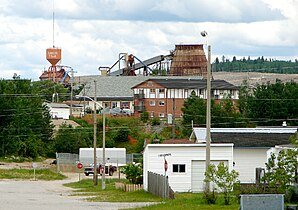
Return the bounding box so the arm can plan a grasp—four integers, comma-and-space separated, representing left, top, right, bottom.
121, 102, 130, 109
149, 101, 156, 106
159, 113, 164, 117
150, 89, 155, 93
159, 89, 165, 93
159, 100, 165, 106
112, 102, 117, 108
173, 164, 186, 173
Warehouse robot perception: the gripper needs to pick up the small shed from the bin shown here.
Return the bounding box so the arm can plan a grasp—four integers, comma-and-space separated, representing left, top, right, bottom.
143, 143, 233, 192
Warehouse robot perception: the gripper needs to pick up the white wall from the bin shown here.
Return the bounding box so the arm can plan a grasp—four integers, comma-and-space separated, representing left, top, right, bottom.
143, 144, 233, 192
233, 148, 268, 183
50, 107, 70, 119
79, 148, 126, 166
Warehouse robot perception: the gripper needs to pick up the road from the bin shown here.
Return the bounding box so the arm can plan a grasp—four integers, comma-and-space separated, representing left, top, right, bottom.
0, 175, 158, 210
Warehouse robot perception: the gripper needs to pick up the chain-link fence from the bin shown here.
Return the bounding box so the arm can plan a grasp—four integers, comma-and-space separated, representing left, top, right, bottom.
56, 153, 79, 172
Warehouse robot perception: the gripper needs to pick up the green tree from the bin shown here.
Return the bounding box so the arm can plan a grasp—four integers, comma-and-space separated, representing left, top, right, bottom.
205, 162, 240, 205
54, 124, 92, 154
262, 149, 298, 194
182, 91, 206, 127
0, 79, 54, 158
113, 128, 130, 143
31, 80, 69, 102
243, 80, 298, 126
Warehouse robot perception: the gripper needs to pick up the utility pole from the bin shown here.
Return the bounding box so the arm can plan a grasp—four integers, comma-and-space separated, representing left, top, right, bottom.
70, 68, 74, 117
102, 108, 106, 190
93, 80, 98, 186
205, 44, 212, 191
201, 31, 211, 191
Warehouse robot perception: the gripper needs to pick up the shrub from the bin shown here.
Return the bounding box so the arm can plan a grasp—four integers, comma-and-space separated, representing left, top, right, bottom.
151, 117, 161, 126
121, 163, 143, 184
140, 111, 149, 123
203, 185, 218, 204
205, 162, 240, 205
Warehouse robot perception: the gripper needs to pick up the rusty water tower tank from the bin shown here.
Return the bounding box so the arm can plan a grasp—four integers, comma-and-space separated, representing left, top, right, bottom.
46, 47, 61, 66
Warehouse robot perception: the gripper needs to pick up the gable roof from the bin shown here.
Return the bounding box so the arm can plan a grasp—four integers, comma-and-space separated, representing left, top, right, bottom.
77, 75, 204, 100
191, 127, 297, 148
132, 78, 239, 90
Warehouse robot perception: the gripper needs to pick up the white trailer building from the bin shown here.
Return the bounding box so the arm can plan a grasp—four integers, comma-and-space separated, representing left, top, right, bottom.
79, 148, 126, 166
143, 143, 234, 192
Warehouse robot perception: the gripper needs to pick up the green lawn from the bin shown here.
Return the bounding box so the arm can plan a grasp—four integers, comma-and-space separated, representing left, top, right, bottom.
64, 179, 240, 209
64, 179, 162, 202
0, 168, 66, 180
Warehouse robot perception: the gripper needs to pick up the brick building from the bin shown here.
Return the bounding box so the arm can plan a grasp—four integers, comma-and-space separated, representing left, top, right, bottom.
132, 78, 239, 118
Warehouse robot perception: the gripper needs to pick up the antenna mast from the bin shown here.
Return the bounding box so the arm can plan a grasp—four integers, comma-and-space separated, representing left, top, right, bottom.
52, 0, 55, 47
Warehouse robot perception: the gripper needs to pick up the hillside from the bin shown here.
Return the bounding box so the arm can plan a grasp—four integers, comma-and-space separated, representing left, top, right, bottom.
213, 72, 298, 86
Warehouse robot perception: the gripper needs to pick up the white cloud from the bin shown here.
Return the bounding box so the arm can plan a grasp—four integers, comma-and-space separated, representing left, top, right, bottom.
0, 0, 297, 80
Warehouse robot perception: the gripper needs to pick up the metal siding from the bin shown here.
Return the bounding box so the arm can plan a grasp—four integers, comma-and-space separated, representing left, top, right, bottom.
191, 160, 228, 192
233, 148, 267, 183
143, 145, 233, 192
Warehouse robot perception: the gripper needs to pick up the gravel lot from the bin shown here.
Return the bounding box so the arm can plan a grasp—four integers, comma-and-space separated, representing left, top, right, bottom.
0, 162, 159, 210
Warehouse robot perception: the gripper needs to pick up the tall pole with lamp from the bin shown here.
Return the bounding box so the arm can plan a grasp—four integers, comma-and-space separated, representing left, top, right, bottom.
93, 80, 98, 185
201, 30, 211, 191
76, 91, 106, 189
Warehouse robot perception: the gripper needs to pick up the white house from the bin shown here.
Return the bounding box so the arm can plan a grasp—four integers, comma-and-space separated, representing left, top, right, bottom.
190, 127, 297, 183
143, 143, 234, 192
45, 102, 70, 119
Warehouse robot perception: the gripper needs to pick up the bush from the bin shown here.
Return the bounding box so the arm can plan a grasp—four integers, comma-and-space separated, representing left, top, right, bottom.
205, 162, 240, 205
151, 117, 161, 126
140, 111, 149, 123
203, 186, 218, 204
121, 163, 143, 184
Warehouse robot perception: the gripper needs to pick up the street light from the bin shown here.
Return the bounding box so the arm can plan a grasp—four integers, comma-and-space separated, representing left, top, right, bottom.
201, 30, 211, 191
76, 91, 106, 190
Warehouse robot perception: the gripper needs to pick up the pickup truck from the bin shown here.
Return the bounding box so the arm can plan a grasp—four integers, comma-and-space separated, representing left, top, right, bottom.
84, 164, 117, 176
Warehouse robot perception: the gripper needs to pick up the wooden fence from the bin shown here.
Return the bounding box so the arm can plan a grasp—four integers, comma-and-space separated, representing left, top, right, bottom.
115, 182, 143, 192
147, 171, 174, 199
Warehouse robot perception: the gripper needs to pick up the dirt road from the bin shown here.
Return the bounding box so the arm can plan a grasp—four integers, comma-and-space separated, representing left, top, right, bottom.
0, 170, 158, 210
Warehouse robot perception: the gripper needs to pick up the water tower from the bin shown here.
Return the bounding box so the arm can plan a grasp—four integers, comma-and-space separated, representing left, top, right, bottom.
46, 47, 61, 82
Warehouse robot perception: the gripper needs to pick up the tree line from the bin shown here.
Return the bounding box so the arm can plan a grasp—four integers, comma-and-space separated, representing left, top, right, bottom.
212, 56, 298, 74
182, 79, 298, 131
0, 78, 297, 159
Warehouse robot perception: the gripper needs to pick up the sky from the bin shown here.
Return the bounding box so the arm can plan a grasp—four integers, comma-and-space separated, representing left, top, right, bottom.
0, 0, 298, 80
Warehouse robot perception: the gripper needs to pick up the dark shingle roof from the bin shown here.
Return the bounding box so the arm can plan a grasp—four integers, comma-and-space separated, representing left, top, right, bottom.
145, 78, 239, 90
211, 133, 293, 148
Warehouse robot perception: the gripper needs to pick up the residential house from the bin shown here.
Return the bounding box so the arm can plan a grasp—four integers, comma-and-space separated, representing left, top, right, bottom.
190, 127, 297, 183
132, 78, 239, 118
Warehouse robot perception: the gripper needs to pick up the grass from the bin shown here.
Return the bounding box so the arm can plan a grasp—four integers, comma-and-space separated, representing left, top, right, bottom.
0, 168, 66, 180
132, 193, 240, 210
64, 179, 163, 202
64, 179, 240, 209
